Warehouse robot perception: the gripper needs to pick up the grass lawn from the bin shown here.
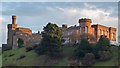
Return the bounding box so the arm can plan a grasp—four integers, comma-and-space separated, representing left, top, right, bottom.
2, 46, 119, 66
93, 46, 119, 66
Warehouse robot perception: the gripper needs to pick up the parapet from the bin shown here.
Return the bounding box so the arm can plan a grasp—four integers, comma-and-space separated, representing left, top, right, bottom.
79, 18, 92, 23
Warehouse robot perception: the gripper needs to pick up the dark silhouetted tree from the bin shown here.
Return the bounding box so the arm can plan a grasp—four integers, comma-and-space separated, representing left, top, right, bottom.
35, 23, 64, 57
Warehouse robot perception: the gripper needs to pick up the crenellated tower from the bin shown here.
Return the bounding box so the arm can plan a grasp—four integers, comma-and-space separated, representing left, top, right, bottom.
7, 16, 18, 49
79, 18, 94, 35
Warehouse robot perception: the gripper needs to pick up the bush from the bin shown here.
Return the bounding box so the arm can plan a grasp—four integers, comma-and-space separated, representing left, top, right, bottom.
32, 44, 38, 49
35, 43, 47, 55
26, 46, 33, 52
18, 38, 24, 48
98, 51, 112, 61
17, 55, 26, 60
93, 36, 110, 59
75, 38, 93, 59
82, 53, 96, 66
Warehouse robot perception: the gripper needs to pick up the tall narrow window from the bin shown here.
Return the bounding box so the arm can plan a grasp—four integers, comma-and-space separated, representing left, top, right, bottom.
85, 26, 88, 33
76, 30, 79, 34
112, 33, 114, 38
105, 31, 107, 36
80, 27, 81, 33
102, 30, 104, 35
99, 29, 101, 35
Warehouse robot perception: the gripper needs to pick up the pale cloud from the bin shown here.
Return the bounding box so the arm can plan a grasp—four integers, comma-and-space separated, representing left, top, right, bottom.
2, 2, 118, 44
84, 3, 96, 9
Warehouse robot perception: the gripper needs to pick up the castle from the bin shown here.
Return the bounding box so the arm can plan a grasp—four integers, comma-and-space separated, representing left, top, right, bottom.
7, 16, 42, 49
6, 16, 116, 50
61, 18, 116, 45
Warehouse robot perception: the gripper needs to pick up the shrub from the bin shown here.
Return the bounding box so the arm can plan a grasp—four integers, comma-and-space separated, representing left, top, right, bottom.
9, 53, 15, 57
17, 55, 26, 60
75, 38, 93, 59
26, 46, 33, 52
82, 53, 96, 66
32, 44, 38, 49
35, 43, 47, 55
98, 51, 112, 61
18, 38, 24, 48
93, 36, 110, 59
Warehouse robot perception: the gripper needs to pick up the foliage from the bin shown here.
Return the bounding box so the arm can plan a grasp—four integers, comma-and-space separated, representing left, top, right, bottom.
93, 36, 110, 59
80, 33, 95, 41
26, 46, 33, 52
17, 38, 24, 48
75, 38, 93, 58
35, 23, 64, 57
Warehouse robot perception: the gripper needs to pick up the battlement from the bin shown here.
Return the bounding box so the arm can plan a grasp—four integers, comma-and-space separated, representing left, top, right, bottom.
79, 18, 92, 23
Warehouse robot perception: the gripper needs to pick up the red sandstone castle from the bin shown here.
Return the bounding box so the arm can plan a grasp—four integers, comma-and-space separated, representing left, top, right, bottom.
6, 16, 116, 49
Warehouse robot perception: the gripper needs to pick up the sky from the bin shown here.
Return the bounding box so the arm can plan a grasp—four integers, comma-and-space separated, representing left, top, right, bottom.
1, 2, 119, 46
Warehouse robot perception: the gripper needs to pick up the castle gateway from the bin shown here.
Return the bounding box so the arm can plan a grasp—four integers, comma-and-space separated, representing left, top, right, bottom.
6, 16, 116, 49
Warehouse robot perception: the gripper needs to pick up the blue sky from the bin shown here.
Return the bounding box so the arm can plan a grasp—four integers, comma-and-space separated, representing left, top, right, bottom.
1, 2, 119, 45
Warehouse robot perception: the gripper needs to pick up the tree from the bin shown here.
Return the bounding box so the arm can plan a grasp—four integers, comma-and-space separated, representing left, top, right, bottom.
69, 30, 81, 45
17, 38, 24, 48
75, 38, 93, 59
35, 23, 64, 57
93, 35, 110, 59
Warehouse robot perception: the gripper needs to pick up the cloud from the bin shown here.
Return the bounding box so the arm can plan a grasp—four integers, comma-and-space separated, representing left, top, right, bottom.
2, 2, 118, 44
84, 3, 96, 9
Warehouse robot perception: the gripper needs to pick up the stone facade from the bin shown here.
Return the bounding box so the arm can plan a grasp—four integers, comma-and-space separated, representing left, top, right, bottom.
61, 18, 116, 45
6, 16, 117, 49
7, 16, 42, 49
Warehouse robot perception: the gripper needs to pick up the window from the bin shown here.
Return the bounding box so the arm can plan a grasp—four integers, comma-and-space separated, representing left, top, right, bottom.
20, 34, 23, 36
105, 31, 107, 36
112, 33, 114, 38
94, 30, 95, 35
102, 30, 104, 35
99, 29, 101, 35
85, 26, 88, 33
80, 27, 81, 33
25, 34, 27, 37
68, 32, 72, 35
76, 30, 79, 34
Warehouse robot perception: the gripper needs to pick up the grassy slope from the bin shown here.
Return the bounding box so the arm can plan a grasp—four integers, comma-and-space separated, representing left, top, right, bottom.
93, 46, 119, 66
2, 46, 119, 66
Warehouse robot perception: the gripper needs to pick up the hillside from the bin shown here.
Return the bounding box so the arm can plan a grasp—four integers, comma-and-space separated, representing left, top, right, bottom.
2, 46, 119, 66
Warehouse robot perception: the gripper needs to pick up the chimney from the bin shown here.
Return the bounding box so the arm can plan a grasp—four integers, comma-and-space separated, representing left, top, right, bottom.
12, 16, 16, 24
62, 24, 67, 28
74, 25, 77, 27
38, 31, 40, 34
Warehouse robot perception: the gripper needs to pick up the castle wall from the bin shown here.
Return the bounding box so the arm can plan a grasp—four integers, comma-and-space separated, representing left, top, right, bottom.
12, 31, 42, 49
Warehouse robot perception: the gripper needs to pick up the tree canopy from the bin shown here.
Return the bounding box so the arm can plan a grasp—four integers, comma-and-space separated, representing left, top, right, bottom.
35, 23, 64, 57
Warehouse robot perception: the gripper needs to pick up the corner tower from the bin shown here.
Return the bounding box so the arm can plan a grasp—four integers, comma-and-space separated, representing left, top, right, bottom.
7, 16, 18, 49
79, 18, 93, 34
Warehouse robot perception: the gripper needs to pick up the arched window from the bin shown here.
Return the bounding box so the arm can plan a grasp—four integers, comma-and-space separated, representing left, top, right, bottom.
76, 30, 79, 34
102, 30, 104, 35
80, 27, 81, 33
99, 29, 101, 35
105, 31, 107, 36
85, 26, 88, 33
112, 33, 114, 38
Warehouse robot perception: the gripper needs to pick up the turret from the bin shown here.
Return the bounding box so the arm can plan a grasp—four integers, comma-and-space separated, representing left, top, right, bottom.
12, 16, 16, 24
79, 18, 92, 34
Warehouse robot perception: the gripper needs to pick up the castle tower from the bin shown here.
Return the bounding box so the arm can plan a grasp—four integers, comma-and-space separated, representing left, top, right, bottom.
79, 18, 92, 34
12, 16, 16, 24
7, 16, 18, 49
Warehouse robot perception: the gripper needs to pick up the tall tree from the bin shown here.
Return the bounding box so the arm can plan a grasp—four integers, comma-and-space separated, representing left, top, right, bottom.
75, 38, 93, 59
35, 23, 64, 57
